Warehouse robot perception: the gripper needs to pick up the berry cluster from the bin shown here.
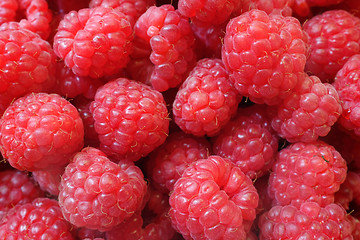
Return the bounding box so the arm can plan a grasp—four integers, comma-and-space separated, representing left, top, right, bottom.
1, 0, 360, 239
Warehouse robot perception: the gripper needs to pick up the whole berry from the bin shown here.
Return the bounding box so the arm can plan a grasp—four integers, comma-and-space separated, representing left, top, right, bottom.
59, 147, 147, 231
270, 72, 342, 143
212, 104, 278, 179
53, 7, 133, 78
173, 58, 241, 136
0, 197, 75, 239
222, 9, 309, 105
169, 155, 259, 240
304, 10, 360, 82
0, 93, 84, 171
128, 4, 196, 92
0, 27, 56, 115
90, 78, 169, 162
0, 170, 44, 219
268, 141, 348, 208
259, 202, 353, 239
147, 131, 211, 193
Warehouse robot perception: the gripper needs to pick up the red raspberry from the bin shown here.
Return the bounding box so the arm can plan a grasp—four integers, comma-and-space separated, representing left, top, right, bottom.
76, 227, 105, 240
212, 104, 278, 180
59, 147, 147, 231
89, 0, 155, 27
292, 0, 344, 16
0, 93, 84, 171
173, 58, 241, 137
0, 0, 17, 25
270, 72, 342, 143
235, 0, 294, 17
53, 7, 133, 78
147, 131, 211, 193
0, 27, 56, 115
90, 78, 169, 162
0, 170, 44, 220
32, 167, 64, 196
169, 155, 259, 239
304, 10, 360, 83
349, 215, 360, 239
334, 54, 360, 136
268, 141, 348, 208
259, 202, 353, 239
128, 4, 196, 92
222, 9, 309, 105
0, 197, 75, 239
335, 171, 360, 210
177, 0, 241, 27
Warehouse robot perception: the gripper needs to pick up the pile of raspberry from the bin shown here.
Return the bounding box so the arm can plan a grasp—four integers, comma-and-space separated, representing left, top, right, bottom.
1, 0, 360, 239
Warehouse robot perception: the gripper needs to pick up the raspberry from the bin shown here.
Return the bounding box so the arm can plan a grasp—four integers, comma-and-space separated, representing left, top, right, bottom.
128, 4, 196, 92
234, 0, 294, 17
0, 27, 56, 115
169, 155, 259, 239
0, 0, 17, 25
292, 0, 344, 16
53, 7, 133, 78
59, 147, 147, 231
304, 10, 360, 83
334, 54, 360, 136
335, 171, 360, 210
147, 131, 211, 193
349, 215, 360, 239
54, 0, 91, 14
32, 167, 64, 196
0, 170, 44, 220
222, 9, 309, 105
90, 78, 169, 162
0, 197, 75, 239
76, 227, 106, 240
268, 141, 348, 208
89, 0, 156, 27
0, 93, 84, 171
258, 202, 353, 239
173, 58, 241, 137
270, 72, 342, 143
177, 0, 241, 27
212, 104, 278, 180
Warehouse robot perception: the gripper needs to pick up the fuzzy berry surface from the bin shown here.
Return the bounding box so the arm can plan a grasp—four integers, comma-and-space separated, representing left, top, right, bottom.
0, 170, 44, 220
147, 131, 211, 193
304, 10, 360, 83
212, 104, 278, 179
222, 9, 309, 105
53, 7, 133, 78
0, 27, 56, 115
334, 54, 360, 136
173, 58, 241, 137
59, 147, 147, 232
90, 78, 169, 162
270, 72, 342, 143
268, 141, 348, 208
169, 155, 259, 240
0, 197, 75, 239
128, 4, 196, 92
259, 202, 353, 239
0, 93, 84, 171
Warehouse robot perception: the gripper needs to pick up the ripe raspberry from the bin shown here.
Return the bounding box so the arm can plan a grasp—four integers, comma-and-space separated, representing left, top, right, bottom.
0, 0, 17, 25
222, 9, 309, 105
0, 93, 84, 171
304, 10, 360, 82
0, 27, 56, 115
268, 141, 348, 208
177, 0, 241, 27
270, 72, 342, 143
90, 78, 169, 162
0, 197, 75, 239
349, 215, 360, 239
0, 170, 44, 220
292, 0, 344, 16
335, 171, 360, 210
128, 4, 196, 92
76, 227, 105, 240
334, 54, 360, 136
59, 147, 147, 231
258, 202, 353, 239
212, 104, 278, 180
173, 58, 241, 137
32, 167, 64, 196
169, 155, 259, 239
53, 7, 133, 78
89, 0, 156, 27
147, 131, 211, 193
234, 0, 294, 17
